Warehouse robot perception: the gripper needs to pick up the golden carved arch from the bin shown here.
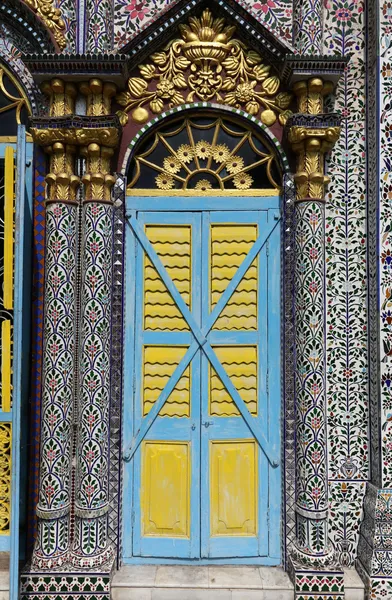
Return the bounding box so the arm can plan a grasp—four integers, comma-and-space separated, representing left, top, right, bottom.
117, 8, 293, 128
21, 0, 66, 50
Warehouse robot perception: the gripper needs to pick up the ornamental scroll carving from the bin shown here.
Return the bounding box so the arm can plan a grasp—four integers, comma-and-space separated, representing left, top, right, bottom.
117, 9, 292, 126
23, 0, 66, 49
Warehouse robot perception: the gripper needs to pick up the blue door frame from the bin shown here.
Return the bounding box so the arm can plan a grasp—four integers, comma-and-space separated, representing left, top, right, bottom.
122, 195, 281, 565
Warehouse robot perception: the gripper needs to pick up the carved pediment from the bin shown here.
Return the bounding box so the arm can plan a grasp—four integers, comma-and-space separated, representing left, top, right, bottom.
117, 8, 293, 128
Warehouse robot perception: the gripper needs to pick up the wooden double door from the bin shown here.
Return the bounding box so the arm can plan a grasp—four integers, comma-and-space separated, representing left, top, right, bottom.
123, 196, 281, 563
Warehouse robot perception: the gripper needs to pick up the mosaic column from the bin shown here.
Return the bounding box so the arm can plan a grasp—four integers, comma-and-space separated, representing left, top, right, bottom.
356, 1, 392, 596
71, 79, 116, 567
293, 0, 323, 55
31, 80, 79, 568
287, 78, 343, 598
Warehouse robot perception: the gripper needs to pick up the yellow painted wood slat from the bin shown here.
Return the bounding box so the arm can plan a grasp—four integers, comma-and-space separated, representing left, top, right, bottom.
1, 320, 12, 412
3, 146, 14, 310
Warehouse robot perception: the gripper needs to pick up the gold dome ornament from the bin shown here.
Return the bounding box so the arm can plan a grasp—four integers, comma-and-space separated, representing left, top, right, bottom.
116, 7, 292, 124
132, 107, 149, 124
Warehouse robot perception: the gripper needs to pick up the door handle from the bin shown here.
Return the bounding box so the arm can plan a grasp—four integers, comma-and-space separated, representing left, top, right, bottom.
202, 421, 213, 428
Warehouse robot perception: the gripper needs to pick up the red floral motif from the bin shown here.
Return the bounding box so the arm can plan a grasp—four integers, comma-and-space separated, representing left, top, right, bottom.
125, 0, 150, 20
253, 0, 276, 13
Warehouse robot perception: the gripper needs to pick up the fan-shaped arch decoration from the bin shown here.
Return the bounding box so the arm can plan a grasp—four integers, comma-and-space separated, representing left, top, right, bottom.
127, 115, 282, 195
0, 65, 31, 130
117, 8, 293, 127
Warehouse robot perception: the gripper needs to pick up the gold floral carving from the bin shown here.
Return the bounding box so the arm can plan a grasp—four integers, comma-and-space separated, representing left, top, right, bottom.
24, 0, 66, 50
45, 142, 79, 202
41, 78, 77, 117
117, 9, 292, 126
30, 127, 120, 148
80, 79, 117, 117
288, 126, 340, 201
81, 143, 115, 202
0, 424, 11, 533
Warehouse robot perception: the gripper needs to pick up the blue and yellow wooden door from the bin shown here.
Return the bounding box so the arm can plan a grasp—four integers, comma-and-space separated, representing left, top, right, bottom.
123, 198, 281, 563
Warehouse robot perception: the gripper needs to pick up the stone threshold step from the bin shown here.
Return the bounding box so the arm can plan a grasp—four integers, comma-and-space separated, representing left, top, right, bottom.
112, 566, 364, 600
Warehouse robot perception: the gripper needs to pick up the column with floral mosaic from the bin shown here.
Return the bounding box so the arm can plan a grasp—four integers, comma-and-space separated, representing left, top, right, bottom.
30, 79, 79, 568
356, 1, 392, 597
287, 78, 343, 599
72, 79, 116, 567
293, 0, 322, 55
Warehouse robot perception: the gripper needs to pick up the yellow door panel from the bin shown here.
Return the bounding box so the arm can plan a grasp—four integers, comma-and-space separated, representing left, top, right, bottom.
142, 441, 190, 537
211, 224, 258, 331
144, 225, 191, 331
210, 440, 257, 536
143, 346, 190, 417
210, 346, 257, 416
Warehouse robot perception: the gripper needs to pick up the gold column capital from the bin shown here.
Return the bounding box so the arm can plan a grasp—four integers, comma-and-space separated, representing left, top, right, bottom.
80, 79, 117, 117
80, 142, 115, 203
288, 76, 341, 202
292, 77, 334, 115
44, 142, 80, 203
41, 78, 77, 117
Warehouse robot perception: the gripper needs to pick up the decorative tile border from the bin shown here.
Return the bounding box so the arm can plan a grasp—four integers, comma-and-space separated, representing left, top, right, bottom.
27, 147, 46, 552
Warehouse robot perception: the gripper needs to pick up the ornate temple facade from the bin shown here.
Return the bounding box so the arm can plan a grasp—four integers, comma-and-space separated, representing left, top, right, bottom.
0, 0, 389, 599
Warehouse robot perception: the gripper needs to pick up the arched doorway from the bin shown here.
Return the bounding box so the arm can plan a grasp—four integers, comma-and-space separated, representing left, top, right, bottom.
122, 112, 282, 564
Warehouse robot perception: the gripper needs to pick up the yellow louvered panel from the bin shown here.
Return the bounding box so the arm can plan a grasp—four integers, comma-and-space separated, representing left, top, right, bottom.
143, 346, 190, 417
211, 224, 258, 331
1, 320, 12, 412
210, 346, 257, 417
144, 225, 191, 331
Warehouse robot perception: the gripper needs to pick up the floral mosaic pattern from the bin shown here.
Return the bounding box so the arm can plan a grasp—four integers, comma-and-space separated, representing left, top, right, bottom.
323, 0, 368, 567
113, 0, 292, 51
86, 0, 113, 51
293, 0, 322, 53
329, 481, 365, 567
32, 202, 77, 567
294, 200, 329, 555
380, 0, 392, 490
73, 202, 113, 565
56, 0, 77, 51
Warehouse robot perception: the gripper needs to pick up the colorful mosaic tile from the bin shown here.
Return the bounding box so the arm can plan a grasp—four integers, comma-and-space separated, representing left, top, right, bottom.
56, 0, 77, 51
27, 147, 47, 552
322, 0, 369, 568
289, 559, 345, 600
113, 0, 292, 50
329, 481, 365, 567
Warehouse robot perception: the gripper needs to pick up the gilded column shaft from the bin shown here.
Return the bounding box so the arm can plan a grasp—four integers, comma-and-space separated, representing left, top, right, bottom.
288, 79, 340, 563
